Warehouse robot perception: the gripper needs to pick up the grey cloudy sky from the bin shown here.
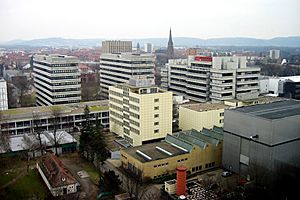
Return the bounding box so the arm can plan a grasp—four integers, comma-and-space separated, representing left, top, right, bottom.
0, 0, 299, 42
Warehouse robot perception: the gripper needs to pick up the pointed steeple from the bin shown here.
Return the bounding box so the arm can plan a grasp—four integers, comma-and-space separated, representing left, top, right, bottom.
167, 27, 174, 59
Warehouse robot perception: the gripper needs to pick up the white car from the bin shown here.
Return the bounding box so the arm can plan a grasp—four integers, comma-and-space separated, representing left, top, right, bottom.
222, 171, 232, 177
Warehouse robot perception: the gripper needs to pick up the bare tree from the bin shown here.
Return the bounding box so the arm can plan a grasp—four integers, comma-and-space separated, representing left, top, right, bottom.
51, 106, 63, 155
13, 76, 30, 107
31, 111, 45, 156
22, 134, 39, 172
0, 111, 10, 153
122, 171, 155, 200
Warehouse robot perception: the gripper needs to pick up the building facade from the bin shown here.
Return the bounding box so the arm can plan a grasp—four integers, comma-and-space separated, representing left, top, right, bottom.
33, 54, 81, 106
0, 100, 109, 136
100, 53, 155, 98
144, 43, 153, 53
259, 76, 300, 100
179, 103, 229, 131
166, 56, 260, 102
0, 79, 8, 110
102, 40, 132, 54
109, 78, 172, 146
120, 127, 223, 179
37, 153, 79, 196
222, 100, 300, 187
269, 49, 280, 59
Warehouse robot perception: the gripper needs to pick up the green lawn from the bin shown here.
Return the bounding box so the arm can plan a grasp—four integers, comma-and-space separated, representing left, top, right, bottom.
0, 170, 19, 187
0, 169, 49, 200
80, 161, 100, 185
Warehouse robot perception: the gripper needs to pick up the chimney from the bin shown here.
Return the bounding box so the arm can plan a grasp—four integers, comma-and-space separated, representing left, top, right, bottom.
176, 166, 187, 196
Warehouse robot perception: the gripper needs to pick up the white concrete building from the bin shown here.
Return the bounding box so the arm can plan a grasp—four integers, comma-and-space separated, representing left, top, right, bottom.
270, 49, 280, 59
166, 56, 260, 102
144, 43, 153, 53
33, 54, 81, 106
0, 79, 8, 110
102, 40, 132, 54
100, 53, 155, 98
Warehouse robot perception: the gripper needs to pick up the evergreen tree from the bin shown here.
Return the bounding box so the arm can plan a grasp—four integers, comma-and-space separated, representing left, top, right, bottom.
79, 105, 92, 159
91, 117, 109, 164
99, 170, 121, 193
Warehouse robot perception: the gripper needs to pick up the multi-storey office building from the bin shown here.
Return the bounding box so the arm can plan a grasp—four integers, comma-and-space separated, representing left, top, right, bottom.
0, 100, 109, 136
33, 54, 81, 106
102, 40, 132, 54
144, 43, 153, 53
100, 53, 155, 98
210, 56, 260, 101
0, 78, 8, 110
160, 66, 169, 90
166, 56, 260, 102
109, 78, 172, 146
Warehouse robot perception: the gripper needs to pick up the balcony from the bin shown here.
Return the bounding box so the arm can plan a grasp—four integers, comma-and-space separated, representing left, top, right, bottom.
210, 88, 233, 94
236, 86, 259, 92
236, 80, 259, 85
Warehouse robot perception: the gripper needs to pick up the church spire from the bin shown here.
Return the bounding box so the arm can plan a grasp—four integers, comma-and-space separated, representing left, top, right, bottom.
167, 27, 174, 59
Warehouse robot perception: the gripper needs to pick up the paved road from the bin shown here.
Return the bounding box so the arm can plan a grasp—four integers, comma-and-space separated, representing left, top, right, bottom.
103, 159, 162, 200
60, 156, 99, 200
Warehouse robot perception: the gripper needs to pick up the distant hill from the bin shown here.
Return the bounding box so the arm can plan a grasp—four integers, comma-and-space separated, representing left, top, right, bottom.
2, 36, 300, 47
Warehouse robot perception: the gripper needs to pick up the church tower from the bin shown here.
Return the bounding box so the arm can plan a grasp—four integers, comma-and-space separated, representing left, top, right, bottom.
167, 28, 174, 59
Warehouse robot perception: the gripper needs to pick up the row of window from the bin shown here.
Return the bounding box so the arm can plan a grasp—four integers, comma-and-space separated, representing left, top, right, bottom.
110, 97, 123, 105
130, 127, 140, 135
154, 162, 169, 168
35, 70, 80, 80
178, 158, 188, 162
110, 103, 123, 112
110, 110, 123, 119
129, 104, 139, 111
129, 96, 139, 103
34, 61, 78, 67
192, 165, 202, 172
34, 65, 78, 74
110, 117, 122, 126
109, 90, 123, 98
35, 76, 80, 87
100, 58, 153, 65
130, 119, 140, 127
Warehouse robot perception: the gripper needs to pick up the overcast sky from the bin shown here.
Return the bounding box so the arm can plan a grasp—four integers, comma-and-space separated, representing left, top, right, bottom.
0, 0, 299, 42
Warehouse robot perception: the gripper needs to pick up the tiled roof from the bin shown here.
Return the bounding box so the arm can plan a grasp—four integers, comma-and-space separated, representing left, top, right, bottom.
39, 153, 77, 188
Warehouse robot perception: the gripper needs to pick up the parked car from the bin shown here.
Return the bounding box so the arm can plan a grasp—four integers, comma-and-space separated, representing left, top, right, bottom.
222, 171, 232, 177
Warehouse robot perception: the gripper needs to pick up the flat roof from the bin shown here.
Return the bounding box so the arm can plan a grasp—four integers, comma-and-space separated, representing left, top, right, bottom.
1, 131, 76, 153
122, 128, 224, 163
233, 100, 300, 119
225, 96, 284, 104
122, 141, 188, 163
181, 103, 229, 112
1, 100, 109, 120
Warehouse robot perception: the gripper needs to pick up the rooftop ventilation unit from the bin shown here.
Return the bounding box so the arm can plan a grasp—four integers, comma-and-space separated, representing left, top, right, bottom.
156, 146, 173, 156
136, 150, 152, 160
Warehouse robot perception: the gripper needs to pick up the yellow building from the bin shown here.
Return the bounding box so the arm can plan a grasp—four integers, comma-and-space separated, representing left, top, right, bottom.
120, 127, 223, 180
109, 78, 173, 146
179, 103, 229, 131
224, 96, 284, 108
